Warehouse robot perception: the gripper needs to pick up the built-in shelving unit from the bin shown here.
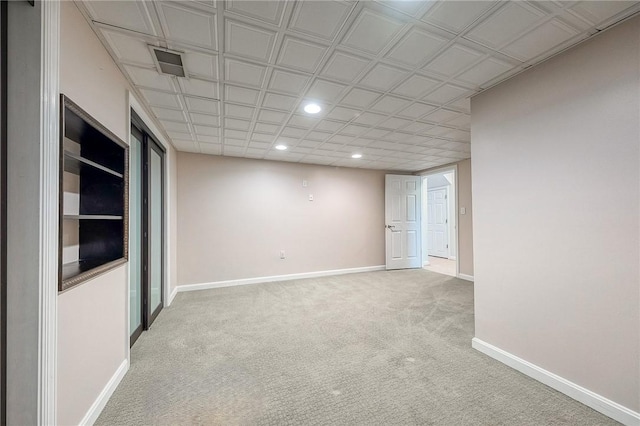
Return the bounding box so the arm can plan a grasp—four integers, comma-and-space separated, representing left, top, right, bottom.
59, 95, 128, 292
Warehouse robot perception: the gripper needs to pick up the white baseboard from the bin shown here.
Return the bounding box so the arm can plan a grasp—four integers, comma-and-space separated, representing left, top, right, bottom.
448, 256, 457, 260
80, 359, 129, 426
472, 338, 640, 426
167, 286, 178, 306
457, 273, 474, 282
177, 265, 386, 293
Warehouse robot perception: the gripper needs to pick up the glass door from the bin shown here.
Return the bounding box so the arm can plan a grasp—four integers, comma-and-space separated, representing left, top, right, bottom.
130, 114, 165, 346
129, 126, 143, 346
146, 139, 164, 325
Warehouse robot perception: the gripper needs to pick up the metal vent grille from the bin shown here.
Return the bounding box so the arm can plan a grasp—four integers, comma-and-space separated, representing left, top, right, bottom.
151, 48, 185, 78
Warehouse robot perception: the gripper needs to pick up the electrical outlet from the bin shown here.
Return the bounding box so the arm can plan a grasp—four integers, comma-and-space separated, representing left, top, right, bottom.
280, 250, 285, 259
302, 179, 308, 187
309, 194, 314, 201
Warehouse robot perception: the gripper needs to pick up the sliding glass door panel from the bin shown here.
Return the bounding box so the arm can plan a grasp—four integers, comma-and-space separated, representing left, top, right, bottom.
148, 144, 163, 322
129, 128, 143, 345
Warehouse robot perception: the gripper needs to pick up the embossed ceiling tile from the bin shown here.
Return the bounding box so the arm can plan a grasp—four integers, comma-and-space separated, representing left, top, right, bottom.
280, 127, 307, 138
269, 69, 311, 95
225, 0, 285, 25
194, 125, 219, 137
257, 109, 289, 124
325, 106, 361, 122
423, 43, 484, 77
140, 89, 182, 109
306, 79, 348, 103
183, 51, 218, 81
250, 133, 276, 143
466, 2, 545, 49
185, 96, 220, 115
570, 1, 637, 27
225, 19, 277, 61
159, 2, 216, 48
179, 78, 218, 99
379, 1, 428, 17
254, 122, 281, 134
152, 107, 186, 122
353, 111, 387, 126
288, 115, 321, 128
224, 118, 251, 131
225, 128, 249, 139
172, 139, 199, 152
364, 128, 391, 139
421, 1, 495, 33
422, 84, 470, 104
224, 58, 267, 88
320, 51, 371, 83
424, 108, 460, 123
446, 114, 471, 128
124, 65, 175, 92
385, 27, 449, 67
225, 84, 260, 105
448, 96, 471, 112
456, 56, 514, 86
502, 20, 580, 61
289, 0, 353, 41
378, 116, 413, 130
197, 135, 219, 143
402, 121, 433, 134
86, 1, 157, 35
316, 120, 347, 132
101, 30, 156, 67
359, 63, 409, 91
340, 88, 382, 109
276, 36, 329, 73
340, 8, 405, 55
225, 104, 255, 120
306, 131, 333, 142
340, 124, 369, 136
161, 120, 190, 133
370, 95, 411, 114
190, 113, 220, 127
397, 102, 436, 119
263, 92, 299, 111
391, 74, 440, 98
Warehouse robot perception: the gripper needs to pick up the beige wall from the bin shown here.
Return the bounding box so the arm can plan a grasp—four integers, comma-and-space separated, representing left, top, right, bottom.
456, 159, 473, 277
169, 144, 179, 297
58, 3, 130, 424
177, 154, 386, 285
471, 16, 639, 412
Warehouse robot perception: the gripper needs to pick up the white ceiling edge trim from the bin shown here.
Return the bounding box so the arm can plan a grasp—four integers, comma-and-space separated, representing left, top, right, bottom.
129, 90, 174, 151
470, 8, 640, 100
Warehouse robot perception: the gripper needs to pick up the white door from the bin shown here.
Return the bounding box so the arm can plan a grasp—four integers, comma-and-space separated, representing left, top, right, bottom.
427, 188, 449, 258
385, 174, 422, 270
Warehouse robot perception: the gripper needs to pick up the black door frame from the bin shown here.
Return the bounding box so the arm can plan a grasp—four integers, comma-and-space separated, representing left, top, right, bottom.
130, 112, 165, 346
143, 135, 164, 328
0, 0, 7, 423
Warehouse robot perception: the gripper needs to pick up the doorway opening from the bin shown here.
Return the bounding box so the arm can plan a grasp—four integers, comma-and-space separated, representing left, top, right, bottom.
421, 167, 457, 277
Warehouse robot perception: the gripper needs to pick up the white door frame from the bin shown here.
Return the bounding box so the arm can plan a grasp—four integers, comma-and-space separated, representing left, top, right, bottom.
427, 185, 450, 259
419, 165, 459, 277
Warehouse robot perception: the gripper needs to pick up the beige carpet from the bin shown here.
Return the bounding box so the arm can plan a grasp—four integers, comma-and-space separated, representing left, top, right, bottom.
96, 269, 617, 425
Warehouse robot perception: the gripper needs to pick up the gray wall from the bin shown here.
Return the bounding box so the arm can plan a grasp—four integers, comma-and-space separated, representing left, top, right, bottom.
177, 153, 386, 285
471, 16, 639, 411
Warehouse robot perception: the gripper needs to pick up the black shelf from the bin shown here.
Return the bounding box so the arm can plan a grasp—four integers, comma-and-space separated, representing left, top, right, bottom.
63, 215, 123, 220
59, 94, 128, 292
63, 151, 123, 178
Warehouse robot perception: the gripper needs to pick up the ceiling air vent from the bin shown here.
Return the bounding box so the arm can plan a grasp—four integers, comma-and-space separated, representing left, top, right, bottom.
151, 47, 186, 78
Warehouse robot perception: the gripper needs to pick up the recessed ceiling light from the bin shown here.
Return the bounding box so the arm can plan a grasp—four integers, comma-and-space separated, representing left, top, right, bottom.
304, 103, 322, 114
275, 144, 288, 151
351, 153, 362, 159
